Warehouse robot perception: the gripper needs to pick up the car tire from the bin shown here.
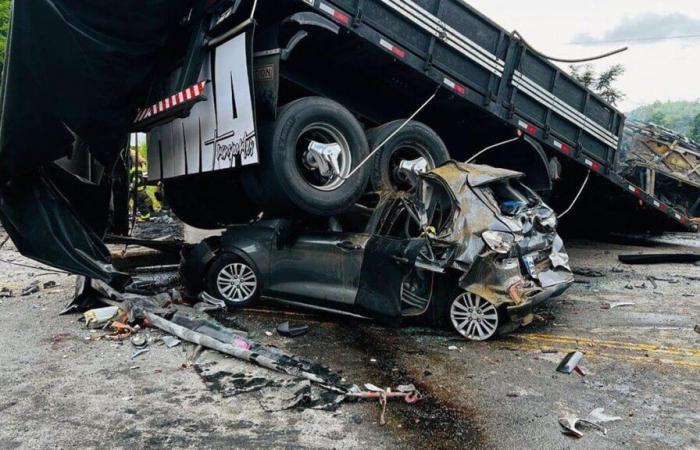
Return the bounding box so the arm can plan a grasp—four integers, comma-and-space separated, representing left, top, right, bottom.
242, 97, 370, 216
447, 291, 502, 341
206, 253, 260, 308
367, 120, 450, 191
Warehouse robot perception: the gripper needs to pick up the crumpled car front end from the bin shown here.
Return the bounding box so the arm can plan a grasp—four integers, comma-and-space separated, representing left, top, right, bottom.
419, 162, 574, 328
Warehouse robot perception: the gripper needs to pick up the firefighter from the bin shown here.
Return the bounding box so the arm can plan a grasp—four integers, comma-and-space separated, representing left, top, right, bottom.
129, 149, 153, 221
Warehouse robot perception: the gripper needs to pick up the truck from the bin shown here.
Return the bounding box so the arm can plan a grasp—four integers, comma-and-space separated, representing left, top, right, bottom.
0, 0, 695, 284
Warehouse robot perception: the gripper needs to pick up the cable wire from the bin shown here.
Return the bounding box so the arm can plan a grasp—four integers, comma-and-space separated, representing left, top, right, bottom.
558, 170, 591, 219
512, 31, 628, 63
465, 135, 522, 164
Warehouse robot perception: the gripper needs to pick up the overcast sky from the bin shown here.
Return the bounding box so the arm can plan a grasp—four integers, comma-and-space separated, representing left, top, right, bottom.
466, 0, 700, 112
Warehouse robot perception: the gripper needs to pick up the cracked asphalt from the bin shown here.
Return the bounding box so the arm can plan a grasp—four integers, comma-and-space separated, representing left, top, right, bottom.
0, 227, 698, 449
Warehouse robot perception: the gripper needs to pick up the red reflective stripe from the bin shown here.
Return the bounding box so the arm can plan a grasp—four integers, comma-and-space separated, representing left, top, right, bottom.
333, 10, 350, 24
136, 81, 208, 124
392, 46, 406, 58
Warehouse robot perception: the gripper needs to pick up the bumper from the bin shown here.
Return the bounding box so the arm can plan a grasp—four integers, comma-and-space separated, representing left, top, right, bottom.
506, 279, 572, 321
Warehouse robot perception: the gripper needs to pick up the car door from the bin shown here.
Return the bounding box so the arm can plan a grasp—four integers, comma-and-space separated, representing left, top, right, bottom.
267, 230, 370, 306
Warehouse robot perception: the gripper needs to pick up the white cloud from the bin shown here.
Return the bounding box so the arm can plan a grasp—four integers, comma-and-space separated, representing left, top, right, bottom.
464, 0, 700, 111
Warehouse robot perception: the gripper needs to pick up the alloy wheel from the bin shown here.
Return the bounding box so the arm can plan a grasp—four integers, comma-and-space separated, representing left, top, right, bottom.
450, 292, 499, 341
216, 262, 258, 304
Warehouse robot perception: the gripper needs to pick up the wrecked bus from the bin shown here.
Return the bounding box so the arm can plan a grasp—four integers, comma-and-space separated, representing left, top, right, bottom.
0, 0, 695, 285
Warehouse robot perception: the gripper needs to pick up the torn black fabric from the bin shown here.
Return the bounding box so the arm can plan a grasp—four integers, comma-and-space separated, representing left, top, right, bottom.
0, 0, 197, 278
0, 171, 130, 287
0, 0, 197, 177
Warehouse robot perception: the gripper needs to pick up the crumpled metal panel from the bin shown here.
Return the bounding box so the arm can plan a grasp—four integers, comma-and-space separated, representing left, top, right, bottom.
419, 161, 572, 308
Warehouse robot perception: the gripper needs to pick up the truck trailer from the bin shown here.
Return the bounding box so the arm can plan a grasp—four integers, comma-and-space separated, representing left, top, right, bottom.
0, 0, 694, 284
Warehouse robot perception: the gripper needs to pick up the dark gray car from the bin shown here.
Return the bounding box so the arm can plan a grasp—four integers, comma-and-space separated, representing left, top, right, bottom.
181, 162, 574, 340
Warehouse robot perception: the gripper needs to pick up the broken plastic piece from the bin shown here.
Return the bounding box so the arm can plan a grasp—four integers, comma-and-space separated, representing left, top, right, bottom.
162, 335, 181, 348
83, 306, 123, 328
276, 321, 310, 337
556, 351, 584, 374
130, 348, 150, 361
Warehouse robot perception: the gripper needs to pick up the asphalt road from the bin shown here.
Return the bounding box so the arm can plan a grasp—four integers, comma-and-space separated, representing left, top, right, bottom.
0, 229, 698, 449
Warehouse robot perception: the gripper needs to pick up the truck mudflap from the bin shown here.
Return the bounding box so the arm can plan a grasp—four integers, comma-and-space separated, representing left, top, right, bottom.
0, 0, 196, 280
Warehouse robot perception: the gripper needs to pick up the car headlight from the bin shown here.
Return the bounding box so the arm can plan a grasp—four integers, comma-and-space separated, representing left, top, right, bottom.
482, 231, 515, 254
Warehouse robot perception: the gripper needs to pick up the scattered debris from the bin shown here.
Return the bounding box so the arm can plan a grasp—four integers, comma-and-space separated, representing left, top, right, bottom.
130, 334, 148, 347
0, 287, 12, 298
161, 335, 181, 348
347, 384, 422, 425
619, 253, 700, 265
572, 268, 605, 277
556, 351, 584, 374
559, 407, 622, 438
193, 292, 227, 312
276, 321, 310, 338
601, 302, 635, 310
646, 276, 658, 289
448, 345, 458, 351
129, 348, 150, 361
42, 280, 57, 289
20, 281, 40, 296
83, 306, 124, 329
694, 325, 700, 335
611, 267, 624, 273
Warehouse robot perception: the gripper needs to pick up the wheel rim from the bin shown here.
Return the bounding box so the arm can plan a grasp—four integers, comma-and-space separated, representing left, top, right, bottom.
296, 123, 352, 191
216, 263, 258, 303
450, 292, 499, 341
388, 144, 435, 190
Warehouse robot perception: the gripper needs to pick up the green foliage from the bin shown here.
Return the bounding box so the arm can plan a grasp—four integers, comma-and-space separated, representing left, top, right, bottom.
691, 113, 700, 142
569, 63, 626, 106
628, 100, 700, 138
0, 0, 10, 75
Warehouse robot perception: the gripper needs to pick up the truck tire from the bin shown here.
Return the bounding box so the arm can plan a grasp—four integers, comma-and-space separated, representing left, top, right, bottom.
367, 120, 450, 191
242, 97, 370, 216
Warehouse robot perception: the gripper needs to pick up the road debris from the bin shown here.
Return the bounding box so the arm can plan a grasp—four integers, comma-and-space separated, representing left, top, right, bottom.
130, 334, 148, 347
161, 335, 181, 348
129, 348, 150, 361
694, 325, 700, 335
0, 287, 12, 298
276, 321, 310, 338
572, 268, 605, 277
83, 306, 124, 329
559, 407, 622, 438
601, 302, 636, 310
20, 281, 40, 296
347, 384, 422, 425
619, 253, 700, 265
556, 351, 584, 374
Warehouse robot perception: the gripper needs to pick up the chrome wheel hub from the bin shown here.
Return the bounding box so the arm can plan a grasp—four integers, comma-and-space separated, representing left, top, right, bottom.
216, 263, 257, 303
450, 292, 499, 341
297, 123, 352, 191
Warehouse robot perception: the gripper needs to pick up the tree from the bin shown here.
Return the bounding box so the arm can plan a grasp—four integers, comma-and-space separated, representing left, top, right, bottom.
569, 63, 626, 106
691, 113, 700, 143
0, 0, 10, 76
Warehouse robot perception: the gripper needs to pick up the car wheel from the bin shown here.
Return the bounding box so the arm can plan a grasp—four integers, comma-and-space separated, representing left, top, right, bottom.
367, 120, 450, 192
449, 292, 500, 341
206, 253, 260, 307
242, 97, 370, 216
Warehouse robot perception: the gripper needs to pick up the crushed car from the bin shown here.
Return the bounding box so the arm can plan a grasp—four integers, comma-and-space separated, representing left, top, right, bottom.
180, 161, 574, 341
